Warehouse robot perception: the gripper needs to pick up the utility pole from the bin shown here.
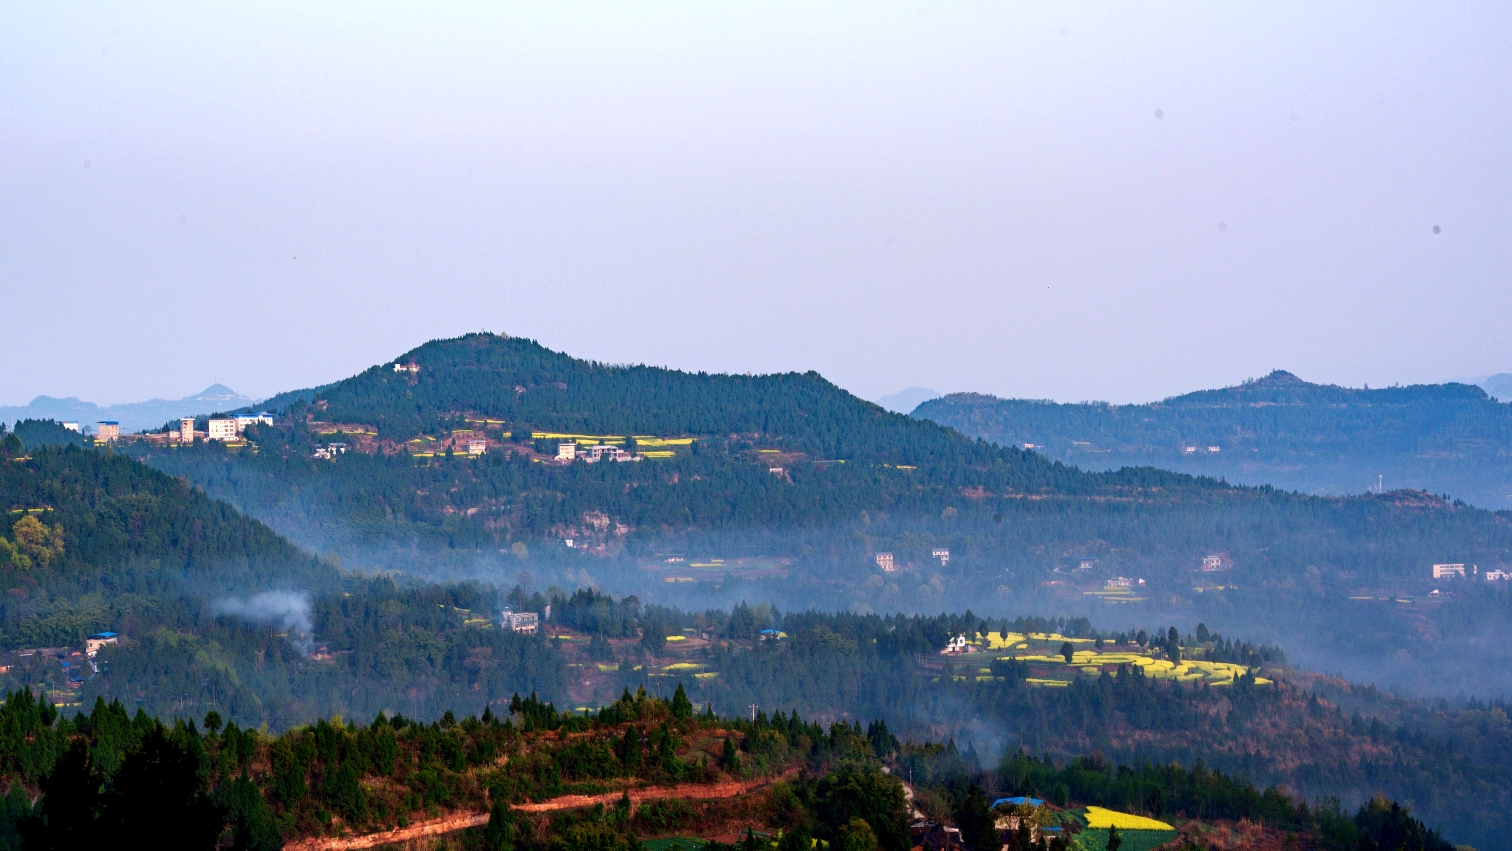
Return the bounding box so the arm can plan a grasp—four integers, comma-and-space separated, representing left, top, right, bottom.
748, 703, 759, 722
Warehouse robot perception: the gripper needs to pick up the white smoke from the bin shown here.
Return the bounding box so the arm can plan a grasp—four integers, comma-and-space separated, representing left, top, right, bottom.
213, 590, 314, 654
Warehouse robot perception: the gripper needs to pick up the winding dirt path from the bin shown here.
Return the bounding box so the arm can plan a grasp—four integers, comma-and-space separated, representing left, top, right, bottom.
283, 777, 774, 851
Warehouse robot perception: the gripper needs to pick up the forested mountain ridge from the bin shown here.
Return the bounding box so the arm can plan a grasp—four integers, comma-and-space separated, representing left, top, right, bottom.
123, 336, 1512, 698
259, 332, 1015, 464
914, 370, 1512, 509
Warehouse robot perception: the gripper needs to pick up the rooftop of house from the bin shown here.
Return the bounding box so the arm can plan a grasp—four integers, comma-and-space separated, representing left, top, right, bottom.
992, 797, 1044, 808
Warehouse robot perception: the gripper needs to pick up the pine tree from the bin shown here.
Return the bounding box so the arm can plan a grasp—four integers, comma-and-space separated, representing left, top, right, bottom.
484, 800, 516, 851
670, 683, 694, 721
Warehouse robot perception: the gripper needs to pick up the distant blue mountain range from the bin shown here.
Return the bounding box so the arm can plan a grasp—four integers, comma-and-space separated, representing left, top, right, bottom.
916, 370, 1512, 510
0, 384, 257, 433
1475, 373, 1512, 402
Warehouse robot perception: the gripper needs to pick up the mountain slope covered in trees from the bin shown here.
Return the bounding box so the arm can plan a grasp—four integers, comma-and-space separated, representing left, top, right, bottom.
913, 371, 1512, 509
0, 437, 340, 650
128, 335, 1512, 698
258, 332, 1007, 463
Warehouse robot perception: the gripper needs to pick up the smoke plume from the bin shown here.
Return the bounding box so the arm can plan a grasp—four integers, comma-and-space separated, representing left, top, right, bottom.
213, 590, 314, 654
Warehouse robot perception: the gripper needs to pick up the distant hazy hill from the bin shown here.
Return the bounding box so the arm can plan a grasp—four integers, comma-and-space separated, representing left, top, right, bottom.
915, 370, 1512, 508
0, 384, 256, 433
1481, 373, 1512, 402
874, 386, 940, 414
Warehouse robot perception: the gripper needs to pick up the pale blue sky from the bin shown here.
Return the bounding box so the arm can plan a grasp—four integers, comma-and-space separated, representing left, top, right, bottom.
2, 3, 1508, 406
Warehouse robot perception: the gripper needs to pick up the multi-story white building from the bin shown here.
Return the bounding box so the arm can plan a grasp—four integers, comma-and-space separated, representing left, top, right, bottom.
587, 444, 632, 462
502, 612, 540, 634
557, 442, 577, 461
235, 412, 274, 432
1432, 563, 1466, 579
95, 422, 120, 441
941, 634, 969, 655
180, 418, 196, 442
933, 548, 950, 566
61, 422, 80, 433
207, 419, 239, 441
1202, 555, 1224, 571
468, 439, 487, 455
875, 552, 895, 572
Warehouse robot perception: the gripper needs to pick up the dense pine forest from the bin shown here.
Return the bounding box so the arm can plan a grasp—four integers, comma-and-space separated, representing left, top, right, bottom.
914, 371, 1512, 510
9, 568, 1505, 850
0, 686, 1455, 851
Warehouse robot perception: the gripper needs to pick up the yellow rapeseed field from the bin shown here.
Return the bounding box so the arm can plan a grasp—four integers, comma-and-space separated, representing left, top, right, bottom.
1083, 807, 1173, 831
988, 635, 1263, 687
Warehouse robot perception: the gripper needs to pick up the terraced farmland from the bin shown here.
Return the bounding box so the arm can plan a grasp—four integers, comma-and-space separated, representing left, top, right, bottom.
958, 631, 1271, 688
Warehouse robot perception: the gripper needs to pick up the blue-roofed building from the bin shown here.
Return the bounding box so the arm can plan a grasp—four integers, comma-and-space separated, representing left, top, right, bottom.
86, 632, 119, 656
993, 797, 1053, 841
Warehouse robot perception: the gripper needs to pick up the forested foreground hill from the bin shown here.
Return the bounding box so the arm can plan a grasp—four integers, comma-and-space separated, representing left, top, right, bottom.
0, 687, 1457, 851
40, 577, 1512, 850
128, 334, 1512, 696
914, 371, 1512, 509
0, 440, 338, 649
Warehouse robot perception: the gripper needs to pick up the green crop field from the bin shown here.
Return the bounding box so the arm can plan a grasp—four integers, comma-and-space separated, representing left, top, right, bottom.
640, 837, 711, 851
1060, 808, 1177, 851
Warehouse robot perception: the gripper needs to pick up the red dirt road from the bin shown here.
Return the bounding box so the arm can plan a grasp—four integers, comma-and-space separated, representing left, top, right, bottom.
283, 777, 773, 851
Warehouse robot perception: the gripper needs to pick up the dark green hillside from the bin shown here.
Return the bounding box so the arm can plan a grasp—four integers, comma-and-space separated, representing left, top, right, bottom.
10, 419, 88, 450
915, 371, 1512, 509
23, 600, 1503, 850
262, 332, 1021, 463
0, 438, 566, 723
0, 442, 339, 652
0, 444, 334, 595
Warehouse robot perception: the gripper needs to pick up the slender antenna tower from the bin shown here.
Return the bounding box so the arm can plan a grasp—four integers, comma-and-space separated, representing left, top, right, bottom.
748, 703, 759, 722
1378, 475, 1383, 494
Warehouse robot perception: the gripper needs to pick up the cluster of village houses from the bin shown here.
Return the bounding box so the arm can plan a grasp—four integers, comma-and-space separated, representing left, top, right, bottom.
0, 632, 117, 694
554, 442, 636, 463
873, 549, 951, 572
1432, 563, 1511, 581
67, 413, 274, 443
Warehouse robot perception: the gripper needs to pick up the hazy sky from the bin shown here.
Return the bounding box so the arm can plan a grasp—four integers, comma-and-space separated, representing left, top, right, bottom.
3, 3, 1508, 406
